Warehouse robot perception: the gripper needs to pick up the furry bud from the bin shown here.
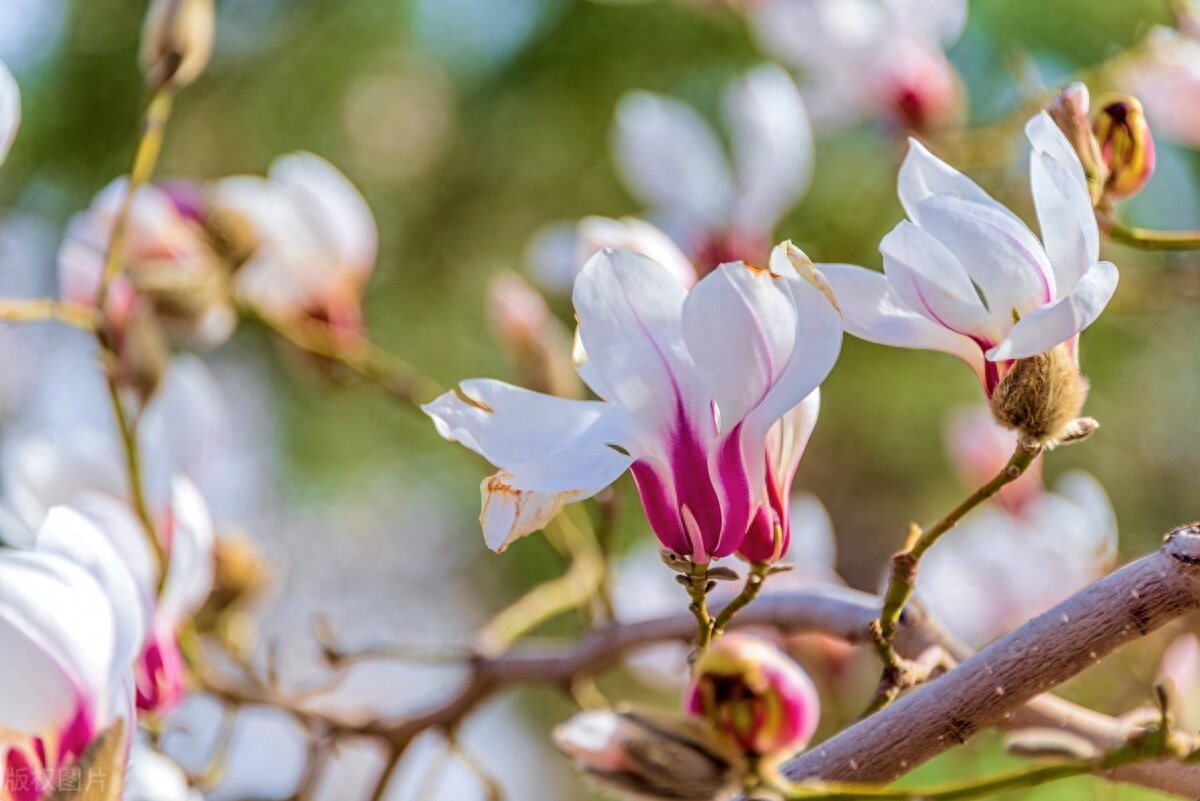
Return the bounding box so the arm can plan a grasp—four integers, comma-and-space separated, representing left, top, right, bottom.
554, 707, 743, 800
1093, 95, 1156, 200
686, 634, 820, 765
989, 345, 1089, 448
141, 0, 215, 89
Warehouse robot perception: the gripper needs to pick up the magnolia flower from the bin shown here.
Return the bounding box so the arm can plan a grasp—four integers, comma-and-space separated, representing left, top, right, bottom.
58, 178, 236, 350
529, 65, 812, 286
212, 153, 378, 332
917, 406, 1117, 647
822, 113, 1119, 397
747, 0, 966, 131
1121, 27, 1200, 149
686, 633, 820, 763
425, 244, 841, 560
0, 59, 18, 166
0, 508, 145, 800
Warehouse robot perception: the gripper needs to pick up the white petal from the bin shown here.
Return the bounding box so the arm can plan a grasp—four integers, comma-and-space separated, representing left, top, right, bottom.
725, 64, 813, 235
576, 217, 698, 289
820, 263, 986, 382
158, 477, 215, 627
880, 221, 998, 340
34, 507, 146, 680
0, 550, 117, 732
0, 60, 19, 166
766, 390, 820, 497
480, 473, 569, 552
68, 491, 158, 603
125, 741, 198, 801
269, 152, 378, 280
913, 193, 1056, 325
682, 261, 799, 432
987, 260, 1118, 361
525, 220, 581, 291
613, 91, 733, 225
573, 248, 709, 433
897, 138, 996, 222
1026, 112, 1099, 294
1, 426, 126, 532
423, 379, 636, 495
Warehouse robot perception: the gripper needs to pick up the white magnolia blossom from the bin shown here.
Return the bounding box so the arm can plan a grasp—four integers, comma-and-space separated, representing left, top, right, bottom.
212, 152, 378, 328
747, 0, 966, 130
0, 508, 145, 799
529, 65, 812, 287
425, 244, 841, 557
822, 113, 1119, 395
1122, 27, 1200, 148
917, 407, 1117, 647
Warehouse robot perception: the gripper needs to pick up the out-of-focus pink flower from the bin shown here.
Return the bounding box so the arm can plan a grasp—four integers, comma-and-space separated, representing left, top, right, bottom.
686, 633, 820, 762
212, 152, 378, 335
529, 65, 812, 285
918, 407, 1117, 647
425, 244, 841, 558
0, 507, 144, 800
822, 113, 1118, 397
58, 178, 236, 350
747, 0, 966, 132
1122, 27, 1200, 149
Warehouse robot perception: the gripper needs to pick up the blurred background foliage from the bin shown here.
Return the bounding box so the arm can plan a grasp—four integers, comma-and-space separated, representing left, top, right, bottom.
4, 0, 1200, 798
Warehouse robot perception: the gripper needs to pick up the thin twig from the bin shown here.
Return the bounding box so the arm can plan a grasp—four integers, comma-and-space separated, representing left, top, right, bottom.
0, 299, 97, 330
1105, 220, 1200, 251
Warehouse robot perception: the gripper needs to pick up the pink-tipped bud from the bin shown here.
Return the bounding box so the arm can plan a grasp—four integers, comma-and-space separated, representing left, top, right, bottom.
1093, 95, 1156, 200
686, 633, 820, 763
1047, 82, 1105, 204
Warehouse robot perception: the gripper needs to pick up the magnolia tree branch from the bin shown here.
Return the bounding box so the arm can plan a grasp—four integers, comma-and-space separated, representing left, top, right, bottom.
196, 524, 1200, 799
781, 523, 1200, 795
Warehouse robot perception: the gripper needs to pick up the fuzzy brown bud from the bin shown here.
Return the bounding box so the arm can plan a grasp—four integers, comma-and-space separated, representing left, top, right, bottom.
140, 0, 215, 89
989, 345, 1090, 448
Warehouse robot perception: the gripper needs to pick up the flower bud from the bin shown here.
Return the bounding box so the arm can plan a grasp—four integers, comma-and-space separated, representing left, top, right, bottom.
553, 708, 743, 800
989, 344, 1090, 448
485, 271, 583, 399
140, 0, 215, 89
686, 633, 820, 764
1047, 83, 1105, 204
1093, 95, 1156, 200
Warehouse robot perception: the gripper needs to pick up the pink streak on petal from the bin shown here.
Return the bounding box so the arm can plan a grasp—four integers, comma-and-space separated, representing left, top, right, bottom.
136, 634, 186, 713
711, 423, 753, 558
6, 747, 46, 801
631, 459, 688, 555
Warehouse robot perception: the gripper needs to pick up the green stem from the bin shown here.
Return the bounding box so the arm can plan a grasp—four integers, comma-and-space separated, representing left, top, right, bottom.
1105, 220, 1200, 251
713, 561, 770, 636
683, 564, 714, 655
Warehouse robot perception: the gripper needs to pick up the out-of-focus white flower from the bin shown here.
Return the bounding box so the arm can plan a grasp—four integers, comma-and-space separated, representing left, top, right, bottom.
0, 508, 144, 799
918, 407, 1117, 647
0, 59, 18, 165
425, 245, 841, 557
58, 178, 236, 350
530, 65, 812, 287
212, 152, 378, 333
1122, 27, 1200, 149
486, 271, 582, 399
1160, 634, 1200, 732
747, 0, 966, 132
126, 738, 205, 801
822, 113, 1118, 397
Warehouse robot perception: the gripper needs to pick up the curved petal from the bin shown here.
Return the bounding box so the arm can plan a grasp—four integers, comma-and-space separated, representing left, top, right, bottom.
725, 64, 813, 235
897, 138, 998, 222
880, 221, 998, 341
987, 260, 1118, 361
68, 490, 158, 605
819, 263, 986, 383
423, 379, 636, 495
682, 261, 799, 432
1026, 112, 1099, 294
573, 248, 709, 435
33, 507, 146, 683
269, 152, 378, 280
0, 60, 19, 166
576, 216, 697, 289
612, 91, 733, 225
158, 477, 215, 628
479, 473, 569, 553
767, 390, 820, 498
914, 193, 1056, 323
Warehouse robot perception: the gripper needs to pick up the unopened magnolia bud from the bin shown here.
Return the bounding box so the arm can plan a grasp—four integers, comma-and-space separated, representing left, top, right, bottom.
686, 634, 819, 765
989, 345, 1089, 448
114, 303, 170, 404
141, 0, 215, 89
553, 708, 743, 800
485, 271, 582, 398
1005, 728, 1099, 760
1093, 95, 1156, 200
1047, 83, 1105, 204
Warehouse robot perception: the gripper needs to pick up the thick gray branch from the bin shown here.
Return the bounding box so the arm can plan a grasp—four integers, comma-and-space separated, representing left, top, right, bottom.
782, 524, 1200, 793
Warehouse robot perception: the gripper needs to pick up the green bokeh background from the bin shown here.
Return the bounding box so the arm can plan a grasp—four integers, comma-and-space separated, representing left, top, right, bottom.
7, 0, 1200, 797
